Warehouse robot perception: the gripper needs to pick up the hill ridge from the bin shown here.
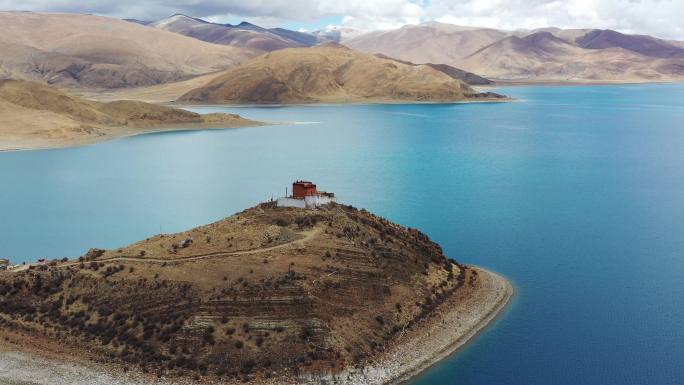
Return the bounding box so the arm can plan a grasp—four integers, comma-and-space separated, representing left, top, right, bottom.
179, 45, 506, 104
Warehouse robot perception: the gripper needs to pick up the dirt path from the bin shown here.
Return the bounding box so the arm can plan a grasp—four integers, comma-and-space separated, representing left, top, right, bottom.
55, 226, 323, 267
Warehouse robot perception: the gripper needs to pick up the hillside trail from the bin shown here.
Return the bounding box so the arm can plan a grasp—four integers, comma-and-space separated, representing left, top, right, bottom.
16, 226, 322, 271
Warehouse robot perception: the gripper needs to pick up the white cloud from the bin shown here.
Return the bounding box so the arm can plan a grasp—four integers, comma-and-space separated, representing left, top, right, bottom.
427, 0, 684, 39
0, 0, 683, 39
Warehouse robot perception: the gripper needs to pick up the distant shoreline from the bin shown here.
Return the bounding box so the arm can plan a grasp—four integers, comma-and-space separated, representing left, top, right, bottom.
0, 120, 268, 153
173, 98, 512, 109
0, 99, 511, 153
489, 79, 684, 87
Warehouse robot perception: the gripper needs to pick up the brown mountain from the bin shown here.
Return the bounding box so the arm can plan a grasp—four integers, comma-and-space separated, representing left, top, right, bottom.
575, 29, 684, 58
0, 80, 260, 150
345, 22, 507, 66
0, 202, 511, 384
461, 31, 684, 81
0, 12, 257, 89
151, 14, 310, 52
425, 63, 493, 85
345, 22, 684, 82
460, 31, 580, 78
179, 44, 506, 104
374, 54, 492, 85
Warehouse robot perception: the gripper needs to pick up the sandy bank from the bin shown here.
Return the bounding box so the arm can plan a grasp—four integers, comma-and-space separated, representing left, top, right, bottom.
0, 79, 269, 152
0, 120, 267, 152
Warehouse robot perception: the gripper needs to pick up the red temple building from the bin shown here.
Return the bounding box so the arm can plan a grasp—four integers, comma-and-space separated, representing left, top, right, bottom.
278, 180, 336, 208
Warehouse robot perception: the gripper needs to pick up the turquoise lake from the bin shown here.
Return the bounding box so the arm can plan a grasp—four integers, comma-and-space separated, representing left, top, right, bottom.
1, 84, 684, 384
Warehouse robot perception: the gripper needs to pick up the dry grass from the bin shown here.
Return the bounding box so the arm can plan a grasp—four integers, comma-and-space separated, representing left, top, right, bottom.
0, 80, 262, 151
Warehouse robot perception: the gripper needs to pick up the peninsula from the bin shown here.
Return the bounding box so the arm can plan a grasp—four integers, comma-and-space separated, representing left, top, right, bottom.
0, 80, 263, 151
0, 194, 511, 385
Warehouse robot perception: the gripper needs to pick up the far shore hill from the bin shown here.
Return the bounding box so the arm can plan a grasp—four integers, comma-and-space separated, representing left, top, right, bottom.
0, 80, 264, 152
85, 44, 509, 105
0, 202, 512, 385
177, 44, 507, 104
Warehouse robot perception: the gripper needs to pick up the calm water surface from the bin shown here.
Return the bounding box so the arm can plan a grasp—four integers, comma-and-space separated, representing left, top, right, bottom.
1, 84, 684, 384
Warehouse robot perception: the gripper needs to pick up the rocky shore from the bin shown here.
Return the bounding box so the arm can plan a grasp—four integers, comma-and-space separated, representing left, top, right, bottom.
301, 266, 513, 385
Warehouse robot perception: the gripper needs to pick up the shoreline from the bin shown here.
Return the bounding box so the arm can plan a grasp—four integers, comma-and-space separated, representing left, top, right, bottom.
0, 98, 510, 153
391, 268, 514, 385
173, 98, 512, 108
301, 266, 513, 385
0, 120, 269, 153
489, 79, 684, 87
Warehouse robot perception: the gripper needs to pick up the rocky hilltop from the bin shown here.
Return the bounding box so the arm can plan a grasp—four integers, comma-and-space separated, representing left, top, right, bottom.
179, 44, 507, 104
0, 80, 261, 151
0, 203, 511, 385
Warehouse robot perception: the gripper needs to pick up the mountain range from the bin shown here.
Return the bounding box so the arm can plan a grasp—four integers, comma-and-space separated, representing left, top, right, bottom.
148, 14, 318, 52
344, 22, 684, 82
1, 11, 683, 94
108, 14, 684, 83
0, 12, 257, 89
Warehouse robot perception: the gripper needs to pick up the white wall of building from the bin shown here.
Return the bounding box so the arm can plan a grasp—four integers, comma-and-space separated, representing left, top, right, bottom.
277, 195, 336, 209
304, 195, 336, 207
277, 197, 307, 208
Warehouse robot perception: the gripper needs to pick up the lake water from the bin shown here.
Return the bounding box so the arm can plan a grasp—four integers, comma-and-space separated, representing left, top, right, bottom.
1, 84, 684, 384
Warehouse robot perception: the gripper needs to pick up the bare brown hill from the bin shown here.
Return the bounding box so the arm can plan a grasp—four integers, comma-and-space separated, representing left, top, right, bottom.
344, 22, 507, 66
461, 31, 684, 81
575, 29, 684, 59
374, 54, 493, 85
345, 22, 684, 82
179, 44, 506, 104
0, 80, 261, 151
0, 12, 257, 89
0, 202, 510, 384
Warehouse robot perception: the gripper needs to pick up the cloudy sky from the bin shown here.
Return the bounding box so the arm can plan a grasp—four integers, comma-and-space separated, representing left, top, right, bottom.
1, 0, 683, 39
